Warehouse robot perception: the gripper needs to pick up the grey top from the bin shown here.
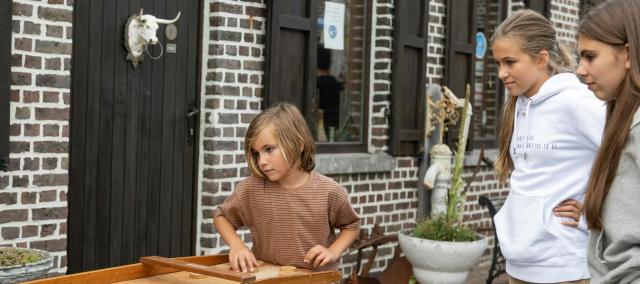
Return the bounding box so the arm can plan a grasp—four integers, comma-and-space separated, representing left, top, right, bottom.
588, 109, 640, 284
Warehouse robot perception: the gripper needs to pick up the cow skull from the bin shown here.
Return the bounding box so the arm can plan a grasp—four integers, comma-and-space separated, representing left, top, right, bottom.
124, 8, 180, 68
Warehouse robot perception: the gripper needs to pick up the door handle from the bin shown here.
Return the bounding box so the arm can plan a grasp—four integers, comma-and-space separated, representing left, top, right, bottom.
186, 108, 200, 118
186, 104, 199, 145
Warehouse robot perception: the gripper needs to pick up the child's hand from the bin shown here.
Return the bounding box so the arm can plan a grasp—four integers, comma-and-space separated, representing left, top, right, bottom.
304, 245, 339, 268
554, 199, 581, 228
229, 245, 259, 273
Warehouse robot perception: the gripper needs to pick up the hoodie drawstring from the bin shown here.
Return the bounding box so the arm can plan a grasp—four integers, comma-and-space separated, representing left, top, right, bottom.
513, 96, 533, 162
523, 98, 532, 161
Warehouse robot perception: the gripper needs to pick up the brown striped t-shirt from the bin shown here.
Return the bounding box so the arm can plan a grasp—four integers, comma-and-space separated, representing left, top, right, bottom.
213, 171, 360, 271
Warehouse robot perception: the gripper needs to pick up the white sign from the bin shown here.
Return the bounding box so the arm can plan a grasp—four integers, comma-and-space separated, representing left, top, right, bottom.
323, 2, 345, 50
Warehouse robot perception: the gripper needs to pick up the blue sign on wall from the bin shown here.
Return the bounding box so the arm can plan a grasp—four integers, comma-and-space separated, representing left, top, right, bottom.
475, 32, 487, 60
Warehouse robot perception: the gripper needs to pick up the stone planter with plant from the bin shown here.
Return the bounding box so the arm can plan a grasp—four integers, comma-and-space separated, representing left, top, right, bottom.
0, 247, 54, 284
399, 85, 488, 284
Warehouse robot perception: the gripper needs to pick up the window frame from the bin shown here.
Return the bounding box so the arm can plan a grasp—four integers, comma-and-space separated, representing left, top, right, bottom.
264, 0, 371, 154
0, 0, 11, 172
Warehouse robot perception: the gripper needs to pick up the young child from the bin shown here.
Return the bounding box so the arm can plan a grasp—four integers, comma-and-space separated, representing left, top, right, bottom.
577, 0, 640, 282
213, 103, 360, 273
491, 10, 606, 283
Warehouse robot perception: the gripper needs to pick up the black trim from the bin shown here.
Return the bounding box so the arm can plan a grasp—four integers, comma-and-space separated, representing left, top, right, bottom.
444, 0, 476, 151
524, 0, 551, 18
0, 0, 11, 172
389, 0, 429, 156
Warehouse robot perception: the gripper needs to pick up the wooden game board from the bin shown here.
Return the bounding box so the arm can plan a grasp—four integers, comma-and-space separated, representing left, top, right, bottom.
23, 255, 341, 284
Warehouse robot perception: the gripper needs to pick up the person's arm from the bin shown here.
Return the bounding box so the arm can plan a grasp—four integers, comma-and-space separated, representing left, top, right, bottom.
214, 216, 258, 272
575, 94, 607, 149
304, 228, 359, 268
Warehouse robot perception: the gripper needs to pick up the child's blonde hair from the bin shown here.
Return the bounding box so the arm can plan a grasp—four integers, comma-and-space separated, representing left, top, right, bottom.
492, 9, 574, 184
244, 103, 316, 178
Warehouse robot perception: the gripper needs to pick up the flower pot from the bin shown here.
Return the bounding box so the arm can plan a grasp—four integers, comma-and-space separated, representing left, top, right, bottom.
0, 248, 54, 284
398, 230, 487, 284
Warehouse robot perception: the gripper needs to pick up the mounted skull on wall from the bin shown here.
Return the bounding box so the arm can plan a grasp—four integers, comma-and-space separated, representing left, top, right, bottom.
124, 8, 180, 68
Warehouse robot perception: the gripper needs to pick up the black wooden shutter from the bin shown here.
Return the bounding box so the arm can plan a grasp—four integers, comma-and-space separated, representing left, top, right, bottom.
389, 0, 429, 156
0, 0, 11, 171
265, 0, 318, 125
444, 0, 476, 150
525, 0, 551, 18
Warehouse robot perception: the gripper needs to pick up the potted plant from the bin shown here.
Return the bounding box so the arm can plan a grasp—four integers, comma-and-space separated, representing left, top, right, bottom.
0, 247, 54, 284
399, 85, 488, 284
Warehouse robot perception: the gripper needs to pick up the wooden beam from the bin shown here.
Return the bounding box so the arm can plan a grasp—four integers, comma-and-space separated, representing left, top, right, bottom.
139, 256, 256, 283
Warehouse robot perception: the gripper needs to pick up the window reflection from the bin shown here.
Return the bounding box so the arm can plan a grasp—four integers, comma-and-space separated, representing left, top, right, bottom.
315, 0, 365, 143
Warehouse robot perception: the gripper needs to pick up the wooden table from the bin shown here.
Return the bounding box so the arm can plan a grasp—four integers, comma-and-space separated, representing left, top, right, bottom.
23, 255, 341, 284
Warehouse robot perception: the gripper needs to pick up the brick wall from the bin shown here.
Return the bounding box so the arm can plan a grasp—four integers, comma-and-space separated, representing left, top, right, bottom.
197, 0, 267, 255
550, 0, 580, 49
0, 0, 586, 277
197, 0, 424, 278
0, 0, 73, 275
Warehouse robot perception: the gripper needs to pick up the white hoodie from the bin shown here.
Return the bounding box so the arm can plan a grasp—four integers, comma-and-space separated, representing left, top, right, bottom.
493, 73, 606, 283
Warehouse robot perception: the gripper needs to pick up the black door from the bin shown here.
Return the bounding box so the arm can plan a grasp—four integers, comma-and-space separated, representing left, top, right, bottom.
68, 0, 200, 272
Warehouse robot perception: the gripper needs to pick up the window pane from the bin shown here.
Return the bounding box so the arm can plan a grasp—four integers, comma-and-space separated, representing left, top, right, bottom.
474, 0, 503, 144
314, 0, 365, 143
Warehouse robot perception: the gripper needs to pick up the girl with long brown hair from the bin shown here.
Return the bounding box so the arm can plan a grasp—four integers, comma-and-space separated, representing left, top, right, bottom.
577, 0, 640, 282
491, 9, 606, 283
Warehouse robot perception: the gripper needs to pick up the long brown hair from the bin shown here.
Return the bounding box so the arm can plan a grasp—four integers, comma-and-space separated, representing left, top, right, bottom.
492, 9, 574, 183
581, 0, 640, 230
244, 103, 316, 178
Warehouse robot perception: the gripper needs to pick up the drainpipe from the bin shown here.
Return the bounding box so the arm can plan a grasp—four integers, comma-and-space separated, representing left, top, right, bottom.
416, 84, 443, 218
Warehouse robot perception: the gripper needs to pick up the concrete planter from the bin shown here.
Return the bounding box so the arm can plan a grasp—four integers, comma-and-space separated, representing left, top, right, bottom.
0, 248, 54, 284
398, 231, 487, 284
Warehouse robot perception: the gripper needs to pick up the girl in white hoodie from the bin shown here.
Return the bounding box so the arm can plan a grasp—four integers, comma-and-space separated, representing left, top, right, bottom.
492, 10, 606, 284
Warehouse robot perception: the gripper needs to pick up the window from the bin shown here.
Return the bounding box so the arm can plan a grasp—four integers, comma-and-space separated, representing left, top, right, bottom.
472, 0, 508, 148
0, 0, 11, 171
265, 0, 370, 153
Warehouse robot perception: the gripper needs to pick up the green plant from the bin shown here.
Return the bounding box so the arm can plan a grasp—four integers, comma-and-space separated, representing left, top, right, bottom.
412, 214, 476, 242
0, 248, 42, 267
413, 84, 475, 242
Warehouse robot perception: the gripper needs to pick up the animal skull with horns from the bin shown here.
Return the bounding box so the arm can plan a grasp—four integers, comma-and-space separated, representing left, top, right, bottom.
124, 8, 180, 68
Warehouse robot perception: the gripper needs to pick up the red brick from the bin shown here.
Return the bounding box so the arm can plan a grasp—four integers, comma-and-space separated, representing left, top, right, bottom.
34, 174, 67, 186
32, 207, 67, 220
0, 209, 28, 224
40, 224, 57, 237
24, 124, 40, 136
30, 239, 66, 252
39, 189, 58, 202
2, 227, 20, 240
21, 192, 37, 204
0, 192, 17, 205
43, 124, 60, 136
22, 225, 38, 238
14, 38, 32, 51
